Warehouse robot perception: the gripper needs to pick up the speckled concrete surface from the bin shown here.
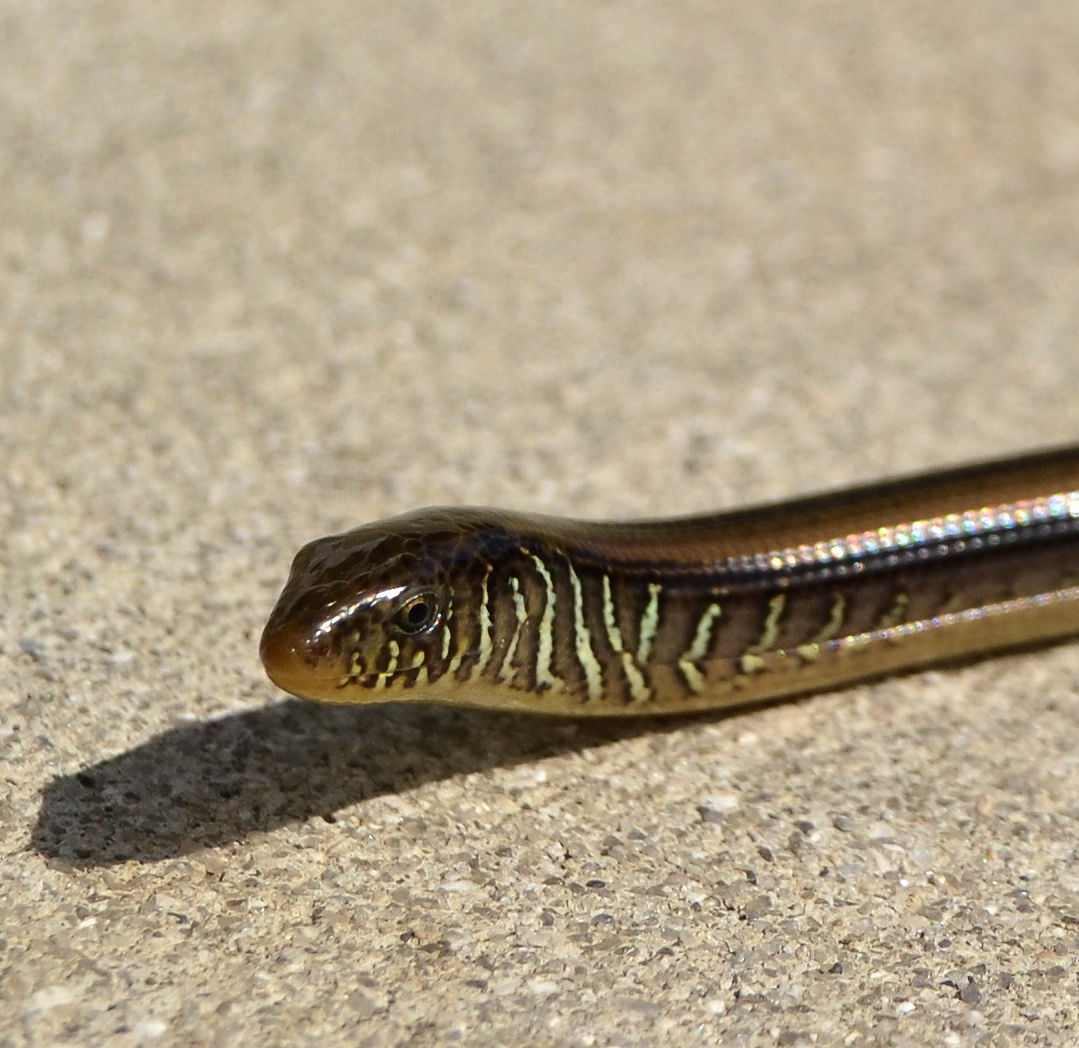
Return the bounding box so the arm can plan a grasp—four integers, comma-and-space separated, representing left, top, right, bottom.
5, 3, 1079, 1046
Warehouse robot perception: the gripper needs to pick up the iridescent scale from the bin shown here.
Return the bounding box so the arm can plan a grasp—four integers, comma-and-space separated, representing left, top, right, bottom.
741, 491, 1079, 578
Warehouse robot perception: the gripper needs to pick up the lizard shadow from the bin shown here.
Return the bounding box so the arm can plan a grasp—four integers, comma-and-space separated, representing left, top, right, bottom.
31, 698, 713, 867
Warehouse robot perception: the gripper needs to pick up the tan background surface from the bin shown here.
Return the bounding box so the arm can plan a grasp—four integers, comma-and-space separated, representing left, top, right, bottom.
5, 3, 1079, 1045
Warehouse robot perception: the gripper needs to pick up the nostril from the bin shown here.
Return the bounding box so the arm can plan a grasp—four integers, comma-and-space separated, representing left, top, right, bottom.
258, 612, 347, 702
300, 630, 333, 662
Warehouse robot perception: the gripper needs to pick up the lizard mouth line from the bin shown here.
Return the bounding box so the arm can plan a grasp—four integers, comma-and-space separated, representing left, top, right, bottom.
337, 668, 425, 692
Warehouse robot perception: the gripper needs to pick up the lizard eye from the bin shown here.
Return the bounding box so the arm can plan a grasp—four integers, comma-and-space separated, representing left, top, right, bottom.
393, 592, 441, 635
